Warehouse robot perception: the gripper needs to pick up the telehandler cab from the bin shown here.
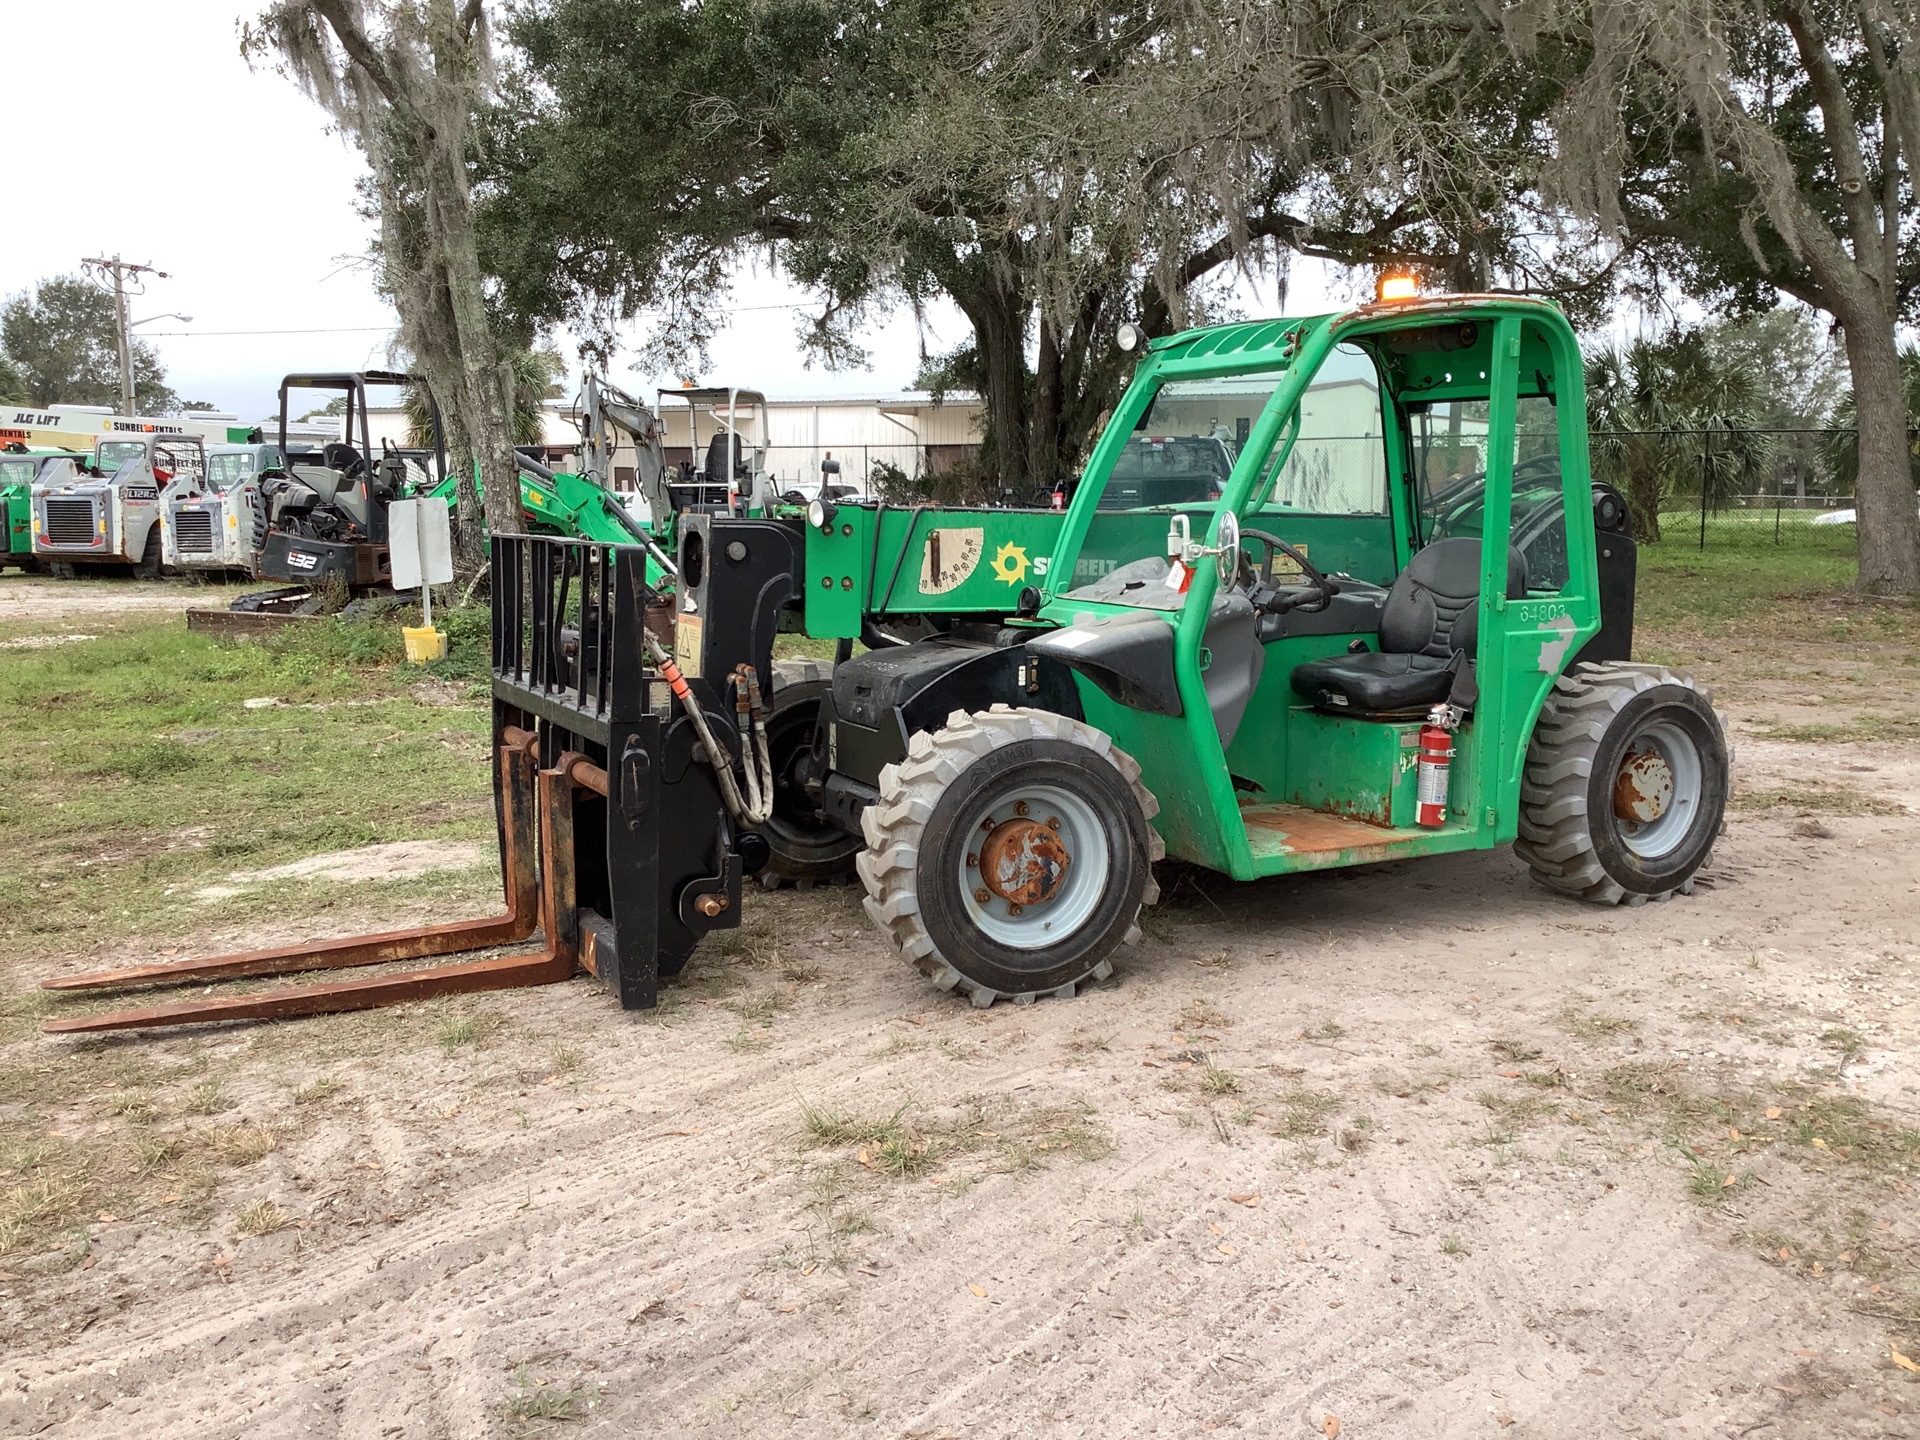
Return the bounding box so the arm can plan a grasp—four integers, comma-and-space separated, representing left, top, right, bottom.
46, 293, 1727, 1034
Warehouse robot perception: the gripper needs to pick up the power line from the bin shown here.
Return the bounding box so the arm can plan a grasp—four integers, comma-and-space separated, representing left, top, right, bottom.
140, 301, 817, 339
141, 325, 393, 337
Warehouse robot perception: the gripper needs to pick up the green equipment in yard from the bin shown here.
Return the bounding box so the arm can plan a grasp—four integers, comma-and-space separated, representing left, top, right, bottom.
1, 447, 83, 571
48, 290, 1729, 1033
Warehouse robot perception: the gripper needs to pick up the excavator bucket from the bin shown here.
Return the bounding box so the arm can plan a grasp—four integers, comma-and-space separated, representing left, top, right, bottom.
41, 529, 793, 1035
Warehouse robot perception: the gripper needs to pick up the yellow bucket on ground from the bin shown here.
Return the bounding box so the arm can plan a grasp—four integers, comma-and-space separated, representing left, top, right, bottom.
402, 625, 448, 663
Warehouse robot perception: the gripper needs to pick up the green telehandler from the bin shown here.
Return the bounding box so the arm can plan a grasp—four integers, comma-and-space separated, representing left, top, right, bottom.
47, 289, 1728, 1033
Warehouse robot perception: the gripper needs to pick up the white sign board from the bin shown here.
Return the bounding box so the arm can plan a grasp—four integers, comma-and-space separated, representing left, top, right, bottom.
389, 498, 454, 591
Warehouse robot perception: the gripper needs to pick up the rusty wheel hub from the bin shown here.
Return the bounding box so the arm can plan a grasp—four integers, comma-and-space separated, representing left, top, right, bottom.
978, 817, 1071, 907
1613, 746, 1674, 826
958, 782, 1110, 950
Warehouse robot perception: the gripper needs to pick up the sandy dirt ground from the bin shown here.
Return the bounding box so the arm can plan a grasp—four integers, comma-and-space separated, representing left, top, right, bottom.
0, 576, 254, 627
2, 601, 1917, 1437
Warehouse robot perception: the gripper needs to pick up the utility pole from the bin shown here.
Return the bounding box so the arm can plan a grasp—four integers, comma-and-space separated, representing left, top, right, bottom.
81, 254, 167, 417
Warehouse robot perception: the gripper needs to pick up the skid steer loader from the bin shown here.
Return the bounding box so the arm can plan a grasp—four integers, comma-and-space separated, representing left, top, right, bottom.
30, 432, 206, 577
162, 441, 284, 576
46, 290, 1727, 1033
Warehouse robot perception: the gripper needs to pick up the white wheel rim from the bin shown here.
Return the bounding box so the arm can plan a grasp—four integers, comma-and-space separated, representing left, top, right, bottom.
1612, 718, 1703, 860
956, 782, 1111, 950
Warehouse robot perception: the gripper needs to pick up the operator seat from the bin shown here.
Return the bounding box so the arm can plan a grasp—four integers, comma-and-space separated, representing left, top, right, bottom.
1289, 538, 1526, 716
322, 442, 366, 479
704, 432, 745, 484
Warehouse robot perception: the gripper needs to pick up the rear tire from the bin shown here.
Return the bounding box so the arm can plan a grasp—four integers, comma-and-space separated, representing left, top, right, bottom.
756, 658, 863, 888
857, 705, 1163, 1006
1514, 662, 1728, 905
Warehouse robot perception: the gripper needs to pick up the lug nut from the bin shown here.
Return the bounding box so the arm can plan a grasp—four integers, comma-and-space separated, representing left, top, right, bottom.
1046, 816, 1060, 830
966, 852, 978, 868
1006, 903, 1023, 916
974, 887, 991, 904
1014, 801, 1029, 816
980, 818, 995, 833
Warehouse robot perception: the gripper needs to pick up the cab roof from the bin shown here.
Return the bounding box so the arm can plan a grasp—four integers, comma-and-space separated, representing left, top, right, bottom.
1145, 293, 1570, 364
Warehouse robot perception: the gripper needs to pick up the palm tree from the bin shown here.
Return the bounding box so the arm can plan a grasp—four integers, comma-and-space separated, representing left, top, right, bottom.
405, 347, 560, 452
1586, 329, 1772, 541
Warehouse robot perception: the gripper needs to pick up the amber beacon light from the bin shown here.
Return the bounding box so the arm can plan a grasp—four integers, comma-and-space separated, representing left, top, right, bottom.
1376, 273, 1419, 302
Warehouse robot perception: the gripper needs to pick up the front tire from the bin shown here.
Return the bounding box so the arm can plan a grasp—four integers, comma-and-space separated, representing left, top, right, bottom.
1514, 662, 1728, 905
132, 525, 162, 580
757, 658, 863, 888
857, 705, 1163, 1006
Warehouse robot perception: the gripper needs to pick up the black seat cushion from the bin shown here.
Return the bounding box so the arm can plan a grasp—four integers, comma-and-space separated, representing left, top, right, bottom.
1290, 651, 1453, 713
1288, 538, 1527, 715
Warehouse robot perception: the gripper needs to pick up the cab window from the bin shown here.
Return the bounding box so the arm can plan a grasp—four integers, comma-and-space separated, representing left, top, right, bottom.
1414, 396, 1569, 593
1252, 343, 1388, 517
207, 452, 258, 490
1066, 367, 1287, 608
98, 440, 147, 471
154, 442, 204, 480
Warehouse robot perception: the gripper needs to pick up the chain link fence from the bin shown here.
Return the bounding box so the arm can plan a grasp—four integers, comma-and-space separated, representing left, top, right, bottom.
1595, 425, 1908, 553
735, 426, 1901, 553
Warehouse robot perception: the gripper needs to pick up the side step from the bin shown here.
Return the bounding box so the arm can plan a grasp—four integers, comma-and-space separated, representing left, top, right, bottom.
41, 730, 583, 1035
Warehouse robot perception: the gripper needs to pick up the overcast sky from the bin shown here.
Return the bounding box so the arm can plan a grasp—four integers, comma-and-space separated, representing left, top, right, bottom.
6, 1, 1357, 428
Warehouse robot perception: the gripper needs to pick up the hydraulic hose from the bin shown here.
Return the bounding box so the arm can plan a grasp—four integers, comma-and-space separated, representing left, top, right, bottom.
641, 632, 774, 826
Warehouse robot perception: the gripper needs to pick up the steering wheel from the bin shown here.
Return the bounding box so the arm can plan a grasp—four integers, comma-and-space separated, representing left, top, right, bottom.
1239, 526, 1338, 613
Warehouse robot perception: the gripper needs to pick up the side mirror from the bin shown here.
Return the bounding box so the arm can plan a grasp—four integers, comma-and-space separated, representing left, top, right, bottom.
1214, 510, 1240, 586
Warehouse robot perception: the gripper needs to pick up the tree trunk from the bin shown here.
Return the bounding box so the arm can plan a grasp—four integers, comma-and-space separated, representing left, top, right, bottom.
421, 11, 520, 555
957, 278, 1031, 498
1028, 314, 1062, 500
1627, 441, 1663, 543
1835, 304, 1919, 595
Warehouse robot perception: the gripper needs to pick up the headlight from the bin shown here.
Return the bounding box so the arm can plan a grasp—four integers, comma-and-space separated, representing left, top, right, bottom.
807, 497, 837, 531
1116, 322, 1144, 353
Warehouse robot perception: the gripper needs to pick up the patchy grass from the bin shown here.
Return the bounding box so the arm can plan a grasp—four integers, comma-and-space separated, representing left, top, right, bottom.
1732, 784, 1906, 816
499, 1365, 589, 1426
0, 600, 498, 959
797, 1095, 1110, 1181
1199, 1065, 1242, 1097
1560, 1008, 1638, 1040
234, 1198, 291, 1237
1273, 1087, 1339, 1139
1632, 536, 1920, 715
434, 1009, 504, 1055
291, 1077, 341, 1106
1475, 1089, 1560, 1127
1750, 714, 1920, 745
210, 1124, 276, 1167
1177, 999, 1230, 1033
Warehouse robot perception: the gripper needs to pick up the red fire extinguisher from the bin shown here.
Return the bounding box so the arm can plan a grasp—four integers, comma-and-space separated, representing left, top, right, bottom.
1416, 707, 1454, 828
